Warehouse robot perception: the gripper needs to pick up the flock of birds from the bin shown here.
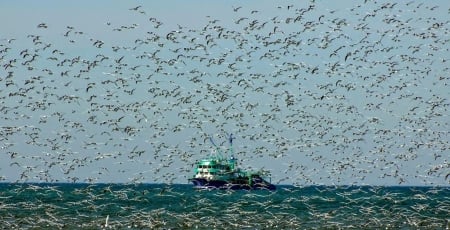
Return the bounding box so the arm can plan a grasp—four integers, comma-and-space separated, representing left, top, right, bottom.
0, 1, 449, 186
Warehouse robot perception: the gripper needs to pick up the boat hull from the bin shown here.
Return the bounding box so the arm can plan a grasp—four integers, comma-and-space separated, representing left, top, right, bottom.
189, 178, 276, 190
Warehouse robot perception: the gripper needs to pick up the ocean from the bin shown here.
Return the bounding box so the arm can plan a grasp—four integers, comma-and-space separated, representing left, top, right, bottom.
1, 183, 448, 229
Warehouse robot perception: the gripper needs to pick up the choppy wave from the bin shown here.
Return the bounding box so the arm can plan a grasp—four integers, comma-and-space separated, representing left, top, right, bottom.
0, 0, 449, 185
1, 183, 449, 229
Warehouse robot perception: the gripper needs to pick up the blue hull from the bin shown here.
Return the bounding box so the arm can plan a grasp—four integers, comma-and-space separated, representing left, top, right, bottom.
189, 178, 276, 190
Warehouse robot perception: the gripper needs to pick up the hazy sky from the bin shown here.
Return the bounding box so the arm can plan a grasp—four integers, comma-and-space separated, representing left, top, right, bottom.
0, 0, 449, 186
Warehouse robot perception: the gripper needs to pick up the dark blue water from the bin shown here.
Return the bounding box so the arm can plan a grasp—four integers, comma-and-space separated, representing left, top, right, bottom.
1, 183, 448, 229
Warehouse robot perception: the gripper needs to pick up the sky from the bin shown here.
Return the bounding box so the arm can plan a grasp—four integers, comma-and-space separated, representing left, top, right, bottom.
0, 0, 449, 186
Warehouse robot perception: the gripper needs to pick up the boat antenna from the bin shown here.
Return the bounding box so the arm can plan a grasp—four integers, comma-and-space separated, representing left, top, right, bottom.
228, 133, 235, 157
209, 136, 224, 159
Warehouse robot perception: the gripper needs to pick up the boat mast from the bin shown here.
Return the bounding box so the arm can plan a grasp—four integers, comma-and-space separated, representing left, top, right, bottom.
227, 133, 238, 171
228, 133, 235, 157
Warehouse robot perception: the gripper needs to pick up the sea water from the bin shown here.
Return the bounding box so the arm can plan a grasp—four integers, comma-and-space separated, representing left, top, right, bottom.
0, 183, 448, 229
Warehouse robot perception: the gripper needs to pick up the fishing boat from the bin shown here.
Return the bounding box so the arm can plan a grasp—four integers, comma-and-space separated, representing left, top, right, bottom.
188, 134, 276, 190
